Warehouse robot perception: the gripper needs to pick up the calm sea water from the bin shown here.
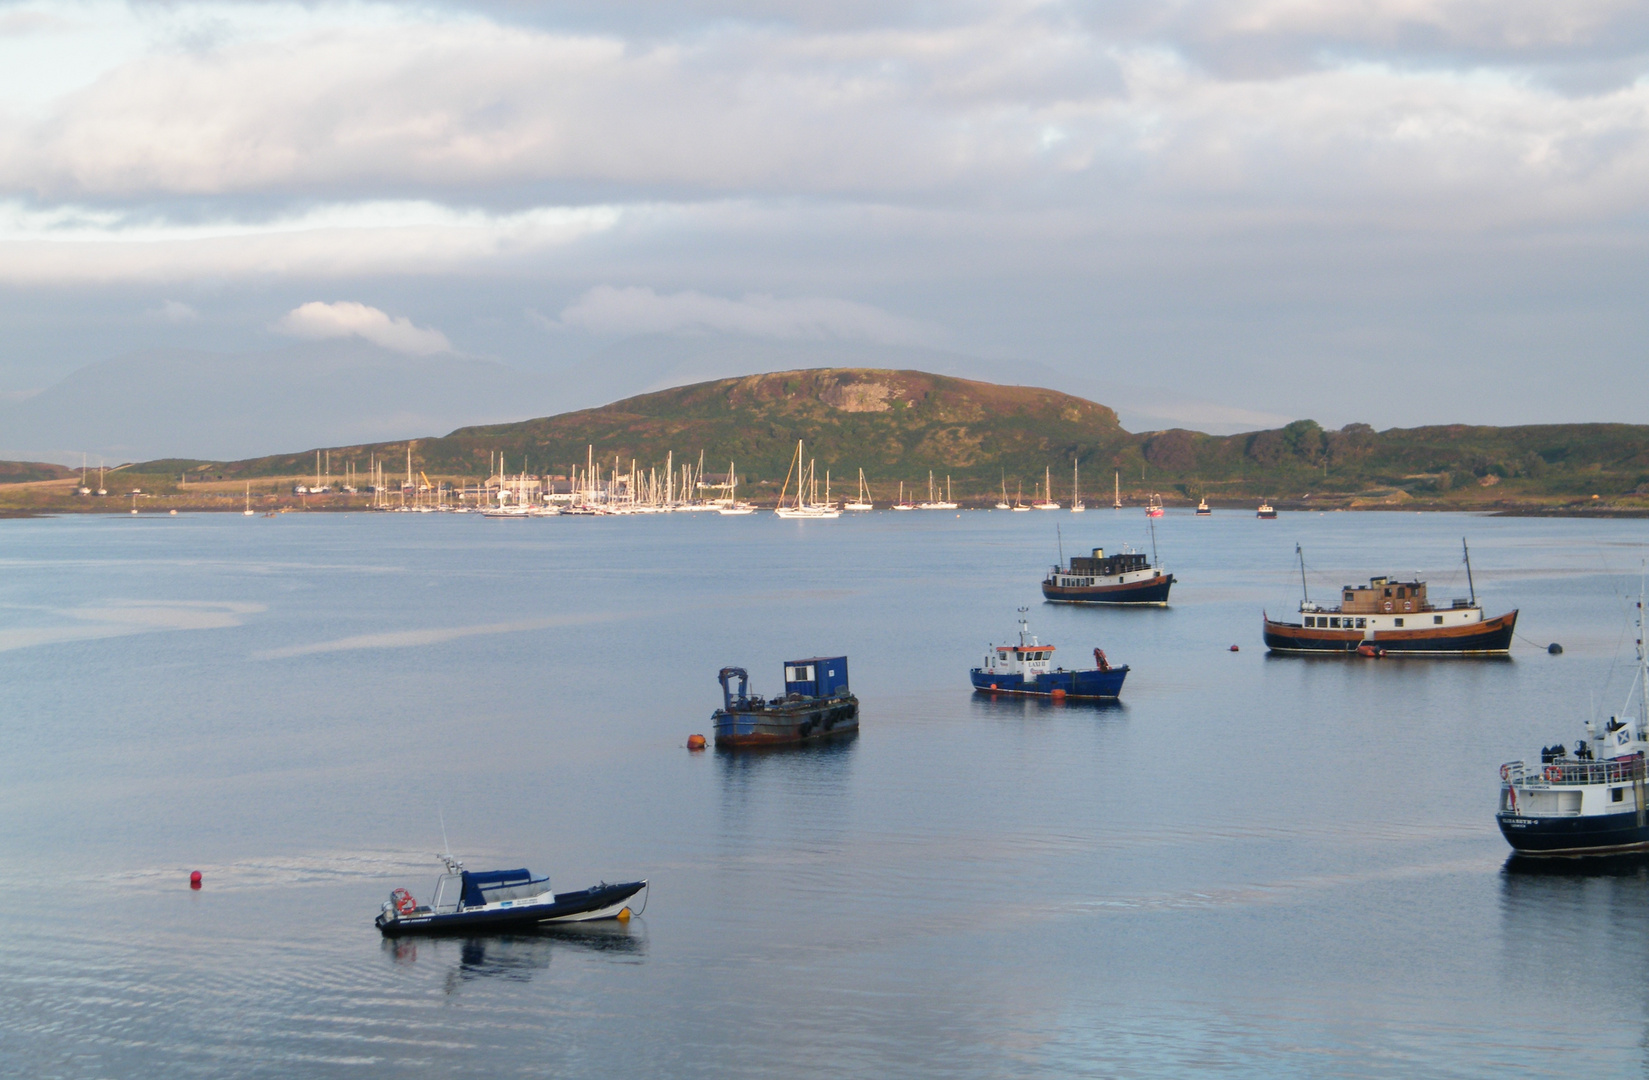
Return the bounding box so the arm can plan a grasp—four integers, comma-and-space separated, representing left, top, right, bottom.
2, 507, 1647, 1078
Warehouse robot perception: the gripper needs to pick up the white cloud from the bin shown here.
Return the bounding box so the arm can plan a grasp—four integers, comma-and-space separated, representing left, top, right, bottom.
147, 299, 200, 324
273, 301, 451, 355
552, 286, 944, 345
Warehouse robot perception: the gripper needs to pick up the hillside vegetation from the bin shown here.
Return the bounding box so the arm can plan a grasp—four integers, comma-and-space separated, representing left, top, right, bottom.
11, 369, 1648, 512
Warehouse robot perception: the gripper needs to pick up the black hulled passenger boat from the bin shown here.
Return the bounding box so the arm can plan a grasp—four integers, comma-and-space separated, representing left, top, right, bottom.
1042, 544, 1173, 606
1498, 586, 1649, 858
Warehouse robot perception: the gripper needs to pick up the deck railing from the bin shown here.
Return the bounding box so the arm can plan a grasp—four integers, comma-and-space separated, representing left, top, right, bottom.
1504, 756, 1646, 787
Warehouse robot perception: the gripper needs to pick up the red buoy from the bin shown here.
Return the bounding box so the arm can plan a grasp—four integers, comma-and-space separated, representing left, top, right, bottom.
1229, 645, 1240, 652
686, 734, 707, 751
189, 870, 202, 889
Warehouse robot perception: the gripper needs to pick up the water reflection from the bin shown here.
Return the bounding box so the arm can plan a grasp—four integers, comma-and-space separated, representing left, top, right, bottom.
965, 692, 1127, 719
383, 925, 647, 992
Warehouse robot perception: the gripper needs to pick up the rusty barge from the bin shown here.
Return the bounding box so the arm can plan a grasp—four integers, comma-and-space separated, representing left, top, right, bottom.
712, 656, 859, 748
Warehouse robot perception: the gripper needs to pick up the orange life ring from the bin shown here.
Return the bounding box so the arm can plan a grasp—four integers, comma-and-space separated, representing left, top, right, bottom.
391, 888, 417, 915
1383, 601, 1392, 612
1544, 766, 1561, 783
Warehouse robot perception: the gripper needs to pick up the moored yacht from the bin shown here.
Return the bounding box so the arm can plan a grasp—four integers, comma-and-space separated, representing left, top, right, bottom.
1263, 541, 1516, 655
1498, 586, 1649, 857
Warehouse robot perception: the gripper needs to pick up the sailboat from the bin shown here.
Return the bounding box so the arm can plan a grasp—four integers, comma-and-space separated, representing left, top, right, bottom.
920, 471, 957, 510
1012, 480, 1031, 511
1112, 471, 1122, 509
717, 461, 755, 514
843, 469, 873, 511
243, 482, 255, 516
1071, 461, 1085, 512
1033, 466, 1060, 510
774, 441, 841, 519
893, 481, 917, 510
995, 473, 1010, 510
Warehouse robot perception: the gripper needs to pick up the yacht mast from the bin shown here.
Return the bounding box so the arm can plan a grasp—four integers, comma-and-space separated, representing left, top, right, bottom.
1463, 537, 1477, 606
1296, 544, 1309, 604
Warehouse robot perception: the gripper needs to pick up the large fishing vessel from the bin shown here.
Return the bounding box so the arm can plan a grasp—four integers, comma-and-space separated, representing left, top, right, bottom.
1262, 541, 1516, 655
1498, 585, 1649, 857
712, 657, 859, 747
970, 610, 1128, 699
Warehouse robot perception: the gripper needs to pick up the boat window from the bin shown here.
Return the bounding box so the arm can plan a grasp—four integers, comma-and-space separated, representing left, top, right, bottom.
1344, 591, 1354, 602
1394, 618, 1404, 628
1329, 617, 1340, 628
1356, 618, 1366, 628
1613, 788, 1625, 803
1434, 615, 1443, 624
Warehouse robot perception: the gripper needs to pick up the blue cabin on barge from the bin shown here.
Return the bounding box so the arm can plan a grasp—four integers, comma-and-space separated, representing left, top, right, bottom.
713, 656, 860, 748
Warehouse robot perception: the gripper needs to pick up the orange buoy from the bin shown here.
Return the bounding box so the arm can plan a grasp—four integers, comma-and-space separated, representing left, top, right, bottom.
616, 907, 632, 923
686, 734, 707, 751
189, 870, 202, 889
1050, 688, 1066, 699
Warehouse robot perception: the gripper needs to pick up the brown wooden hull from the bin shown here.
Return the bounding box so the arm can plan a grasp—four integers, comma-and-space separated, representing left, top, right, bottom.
1263, 610, 1518, 654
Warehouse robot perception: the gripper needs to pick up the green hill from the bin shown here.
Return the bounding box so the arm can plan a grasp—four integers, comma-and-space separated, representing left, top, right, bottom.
98, 368, 1649, 510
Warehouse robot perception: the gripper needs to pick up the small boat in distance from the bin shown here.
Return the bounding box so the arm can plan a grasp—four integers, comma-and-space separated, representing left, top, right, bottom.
1257, 501, 1277, 519
1263, 541, 1517, 655
843, 468, 873, 511
376, 855, 647, 936
919, 471, 957, 510
243, 482, 254, 516
893, 481, 917, 510
971, 609, 1128, 699
1497, 580, 1649, 857
1071, 461, 1085, 512
1112, 471, 1122, 509
1033, 466, 1060, 510
1145, 494, 1163, 518
1195, 497, 1211, 516
995, 473, 1010, 510
713, 657, 859, 747
774, 441, 841, 519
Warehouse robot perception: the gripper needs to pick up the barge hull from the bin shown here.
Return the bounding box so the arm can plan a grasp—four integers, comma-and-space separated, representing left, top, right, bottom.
713, 698, 859, 748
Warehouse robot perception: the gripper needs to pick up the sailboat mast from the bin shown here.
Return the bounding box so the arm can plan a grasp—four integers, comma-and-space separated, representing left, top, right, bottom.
1463, 537, 1477, 606
1297, 544, 1309, 603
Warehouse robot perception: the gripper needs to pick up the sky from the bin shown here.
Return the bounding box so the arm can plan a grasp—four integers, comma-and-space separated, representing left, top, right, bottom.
1, 0, 1647, 435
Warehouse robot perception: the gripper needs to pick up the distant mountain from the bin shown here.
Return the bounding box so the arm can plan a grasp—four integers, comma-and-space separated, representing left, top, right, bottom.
0, 342, 567, 464
179, 369, 1649, 505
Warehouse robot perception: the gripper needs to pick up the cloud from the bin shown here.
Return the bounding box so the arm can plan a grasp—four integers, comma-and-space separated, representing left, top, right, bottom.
146, 299, 200, 324
273, 301, 451, 355
553, 286, 944, 345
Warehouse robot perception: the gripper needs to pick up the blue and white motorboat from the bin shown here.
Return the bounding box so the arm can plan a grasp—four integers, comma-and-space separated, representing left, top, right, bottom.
376, 856, 647, 936
970, 609, 1129, 699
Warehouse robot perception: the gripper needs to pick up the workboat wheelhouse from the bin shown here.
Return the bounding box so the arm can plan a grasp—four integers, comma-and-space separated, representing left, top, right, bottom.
375, 856, 647, 936
970, 610, 1128, 699
1042, 545, 1174, 605
712, 656, 859, 747
1498, 589, 1649, 857
1263, 541, 1516, 655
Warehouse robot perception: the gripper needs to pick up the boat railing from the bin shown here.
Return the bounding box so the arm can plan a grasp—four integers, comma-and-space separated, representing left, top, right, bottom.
1505, 757, 1647, 787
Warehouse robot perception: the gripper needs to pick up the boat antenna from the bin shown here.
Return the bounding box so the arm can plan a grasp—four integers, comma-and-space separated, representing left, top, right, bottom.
437, 803, 461, 872
1057, 523, 1065, 566
1148, 516, 1158, 566
1463, 537, 1476, 606
1296, 544, 1309, 604
1017, 605, 1029, 644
